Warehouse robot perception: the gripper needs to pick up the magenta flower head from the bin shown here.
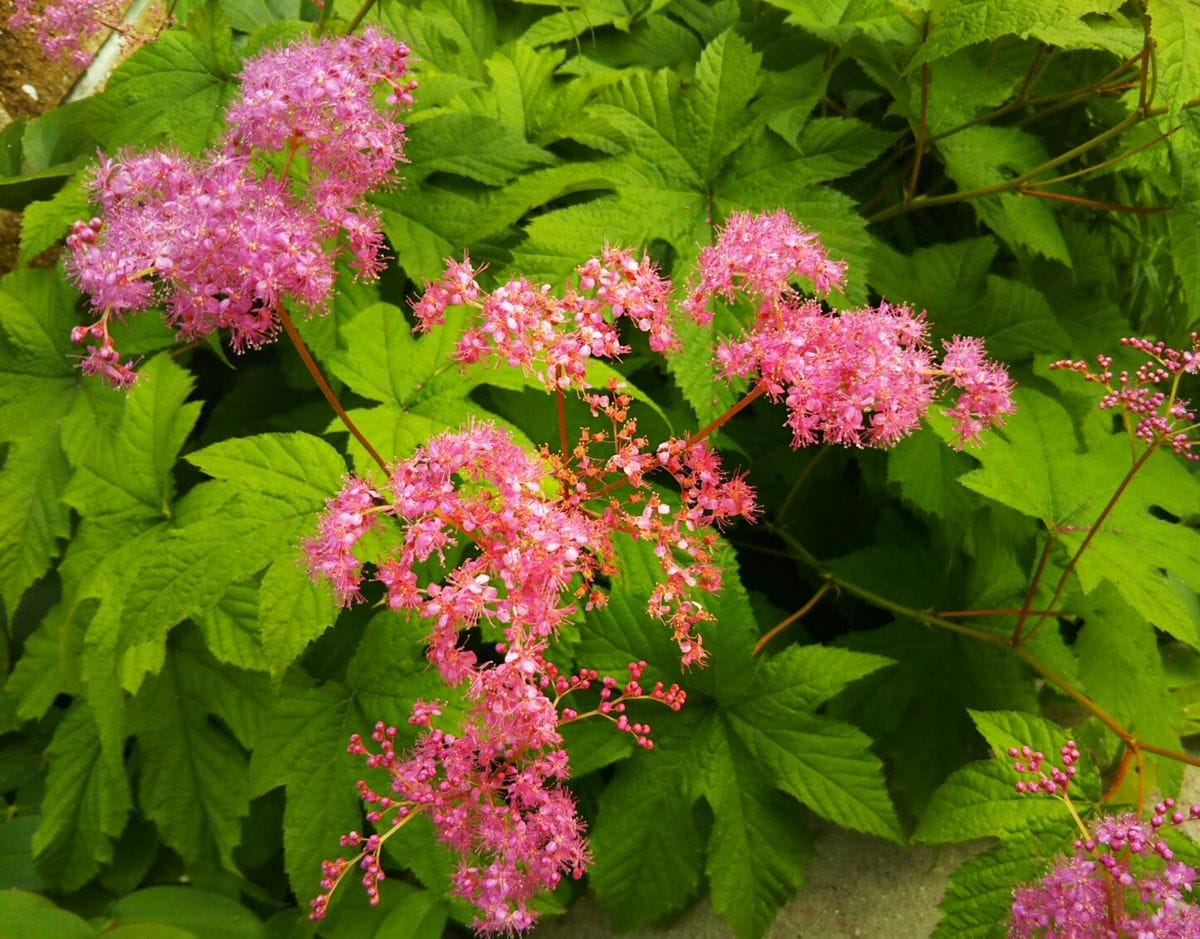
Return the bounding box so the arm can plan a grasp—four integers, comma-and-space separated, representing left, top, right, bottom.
412, 247, 675, 391
683, 209, 849, 321
689, 211, 1014, 449
66, 149, 336, 369
225, 27, 416, 277
65, 27, 417, 386
1010, 805, 1200, 937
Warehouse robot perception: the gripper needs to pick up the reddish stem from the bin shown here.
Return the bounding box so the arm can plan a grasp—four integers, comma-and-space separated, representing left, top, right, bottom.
278, 305, 389, 474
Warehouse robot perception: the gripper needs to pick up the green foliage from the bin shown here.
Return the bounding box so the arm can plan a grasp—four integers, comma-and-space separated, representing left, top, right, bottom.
3, 0, 1200, 936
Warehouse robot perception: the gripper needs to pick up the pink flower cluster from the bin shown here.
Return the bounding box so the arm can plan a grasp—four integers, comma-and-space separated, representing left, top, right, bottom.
1010, 805, 1200, 937
303, 411, 749, 926
313, 653, 683, 931
65, 28, 415, 386
694, 212, 1014, 448
413, 248, 676, 391
8, 0, 129, 68
1052, 333, 1199, 460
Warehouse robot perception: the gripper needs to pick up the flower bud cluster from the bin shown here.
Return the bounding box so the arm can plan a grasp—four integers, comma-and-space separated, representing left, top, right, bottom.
1008, 740, 1080, 796
64, 28, 414, 386
1052, 333, 1199, 460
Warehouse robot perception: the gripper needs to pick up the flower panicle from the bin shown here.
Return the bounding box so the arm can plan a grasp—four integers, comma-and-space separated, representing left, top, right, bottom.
1051, 332, 1200, 460
65, 28, 414, 386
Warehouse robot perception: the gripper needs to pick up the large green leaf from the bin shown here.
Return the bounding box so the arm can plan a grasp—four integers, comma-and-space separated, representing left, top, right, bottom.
32, 702, 132, 890
131, 648, 251, 868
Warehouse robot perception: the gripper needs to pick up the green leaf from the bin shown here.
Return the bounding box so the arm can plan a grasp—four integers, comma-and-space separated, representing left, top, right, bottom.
1168, 198, 1200, 326
113, 495, 313, 652
405, 113, 554, 185
249, 682, 368, 895
193, 580, 268, 671
933, 828, 1071, 938
0, 270, 81, 610
1062, 436, 1200, 648
934, 127, 1070, 263
919, 0, 1131, 64
678, 29, 763, 182
0, 891, 95, 939
589, 745, 704, 927
916, 709, 1101, 844
91, 24, 238, 152
18, 174, 89, 265
702, 726, 816, 939
729, 646, 902, 842
259, 555, 338, 677
108, 886, 264, 939
956, 387, 1081, 522
186, 432, 348, 505
1147, 1, 1200, 126
1075, 584, 1183, 795
32, 702, 132, 890
65, 353, 202, 524
131, 649, 251, 868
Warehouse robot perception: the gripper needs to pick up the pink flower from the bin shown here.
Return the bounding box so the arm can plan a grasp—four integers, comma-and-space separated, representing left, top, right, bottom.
1010, 802, 1200, 937
412, 248, 675, 392
1052, 333, 1200, 461
302, 476, 383, 604
684, 209, 848, 322
67, 29, 415, 386
8, 0, 124, 67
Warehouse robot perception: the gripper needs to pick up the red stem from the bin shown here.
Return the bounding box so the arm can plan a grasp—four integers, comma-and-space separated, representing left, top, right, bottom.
277, 306, 390, 474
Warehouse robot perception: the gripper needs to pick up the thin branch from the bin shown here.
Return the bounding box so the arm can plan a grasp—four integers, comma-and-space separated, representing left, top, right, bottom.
753, 580, 833, 656
1024, 442, 1159, 642
906, 19, 931, 203
278, 306, 389, 474
1018, 187, 1170, 214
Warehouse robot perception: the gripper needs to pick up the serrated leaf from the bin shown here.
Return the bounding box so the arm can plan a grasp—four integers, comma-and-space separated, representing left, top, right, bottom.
1075, 585, 1183, 796
0, 270, 82, 609
92, 24, 238, 152
589, 753, 704, 927
193, 580, 268, 671
32, 702, 132, 890
114, 495, 311, 652
131, 650, 251, 868
18, 174, 89, 265
249, 682, 371, 895
702, 725, 816, 939
935, 127, 1070, 263
728, 705, 903, 842
957, 388, 1081, 521
1168, 198, 1200, 327
933, 828, 1072, 939
259, 556, 338, 676
916, 710, 1101, 844
1063, 436, 1200, 648
186, 432, 347, 505
887, 429, 976, 519
65, 353, 201, 523
919, 0, 1129, 64
678, 29, 763, 182
405, 113, 554, 186
1147, 0, 1200, 125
